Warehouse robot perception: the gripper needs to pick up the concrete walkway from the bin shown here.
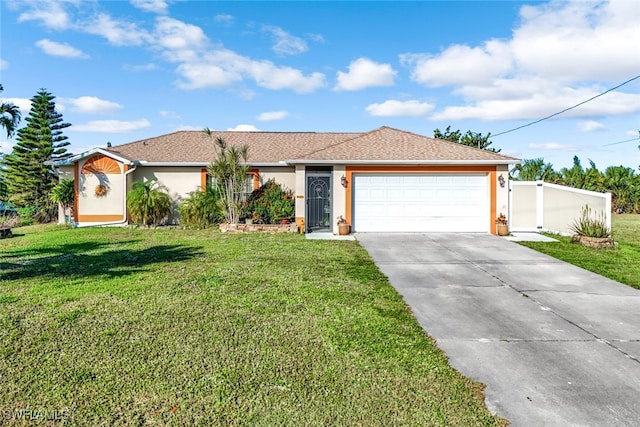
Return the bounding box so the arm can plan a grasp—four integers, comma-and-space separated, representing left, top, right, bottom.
356, 233, 640, 427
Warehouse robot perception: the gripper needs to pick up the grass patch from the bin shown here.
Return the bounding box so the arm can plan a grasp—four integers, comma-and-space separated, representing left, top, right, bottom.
519, 214, 640, 289
1, 225, 505, 426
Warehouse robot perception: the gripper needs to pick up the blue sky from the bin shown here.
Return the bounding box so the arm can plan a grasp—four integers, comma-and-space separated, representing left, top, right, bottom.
1, 0, 639, 170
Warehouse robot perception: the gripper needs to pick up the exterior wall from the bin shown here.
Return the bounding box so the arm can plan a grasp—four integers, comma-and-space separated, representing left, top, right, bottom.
510, 181, 611, 235
257, 166, 296, 191
76, 156, 126, 224
344, 165, 499, 234
133, 166, 203, 223
495, 164, 510, 222
57, 165, 75, 224
332, 165, 347, 229
294, 165, 306, 229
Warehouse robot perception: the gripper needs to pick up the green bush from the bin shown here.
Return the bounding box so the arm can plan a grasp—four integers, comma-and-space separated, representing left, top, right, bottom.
17, 206, 35, 226
246, 180, 295, 224
179, 187, 224, 228
570, 205, 611, 238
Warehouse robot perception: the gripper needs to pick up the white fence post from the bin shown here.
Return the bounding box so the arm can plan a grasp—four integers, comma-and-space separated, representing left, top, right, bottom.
536, 180, 544, 231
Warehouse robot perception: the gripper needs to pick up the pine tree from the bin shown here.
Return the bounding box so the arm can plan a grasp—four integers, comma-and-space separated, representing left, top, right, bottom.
2, 89, 72, 221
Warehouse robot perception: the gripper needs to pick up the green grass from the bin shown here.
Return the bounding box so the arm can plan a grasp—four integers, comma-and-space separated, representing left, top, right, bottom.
519, 214, 640, 289
1, 225, 505, 426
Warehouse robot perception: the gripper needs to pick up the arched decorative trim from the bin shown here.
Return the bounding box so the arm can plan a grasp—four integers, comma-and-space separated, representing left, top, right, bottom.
81, 155, 121, 175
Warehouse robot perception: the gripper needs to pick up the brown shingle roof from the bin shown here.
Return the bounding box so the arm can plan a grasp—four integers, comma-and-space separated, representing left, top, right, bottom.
294, 126, 518, 162
107, 130, 361, 164
106, 126, 518, 164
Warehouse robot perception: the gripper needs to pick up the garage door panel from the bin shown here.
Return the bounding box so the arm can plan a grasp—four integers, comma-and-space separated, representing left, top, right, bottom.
353, 174, 489, 232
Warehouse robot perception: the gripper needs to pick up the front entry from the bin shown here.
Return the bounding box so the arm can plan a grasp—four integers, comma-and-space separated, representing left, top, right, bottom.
306, 172, 331, 232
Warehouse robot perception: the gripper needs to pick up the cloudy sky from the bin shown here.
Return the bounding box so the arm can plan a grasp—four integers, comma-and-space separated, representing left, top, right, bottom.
1, 0, 639, 170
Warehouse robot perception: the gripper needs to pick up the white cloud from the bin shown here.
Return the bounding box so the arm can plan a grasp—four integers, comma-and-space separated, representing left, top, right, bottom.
130, 0, 168, 14
257, 111, 289, 121
18, 1, 71, 30
578, 120, 605, 132
626, 129, 640, 137
227, 124, 259, 132
246, 60, 325, 93
61, 96, 123, 114
400, 41, 512, 87
72, 119, 151, 133
365, 100, 434, 118
154, 16, 207, 52
35, 39, 88, 58
174, 125, 202, 131
262, 25, 308, 56
335, 58, 396, 91
403, 0, 640, 121
0, 59, 8, 70
82, 13, 150, 46
528, 142, 579, 151
214, 14, 234, 26
123, 63, 157, 72
160, 111, 180, 119
2, 98, 33, 114
1, 140, 14, 154
430, 84, 640, 121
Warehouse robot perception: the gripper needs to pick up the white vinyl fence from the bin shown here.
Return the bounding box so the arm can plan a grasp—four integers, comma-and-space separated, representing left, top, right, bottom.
509, 181, 611, 235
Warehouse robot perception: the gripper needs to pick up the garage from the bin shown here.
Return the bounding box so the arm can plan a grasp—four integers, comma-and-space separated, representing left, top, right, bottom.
352, 174, 489, 232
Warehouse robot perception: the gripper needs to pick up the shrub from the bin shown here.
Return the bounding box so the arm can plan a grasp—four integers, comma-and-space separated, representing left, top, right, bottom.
179, 187, 224, 228
16, 206, 35, 226
127, 180, 172, 226
570, 205, 611, 238
246, 180, 295, 224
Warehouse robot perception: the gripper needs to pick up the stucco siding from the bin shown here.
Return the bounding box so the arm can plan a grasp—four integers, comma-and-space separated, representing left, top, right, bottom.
258, 167, 296, 192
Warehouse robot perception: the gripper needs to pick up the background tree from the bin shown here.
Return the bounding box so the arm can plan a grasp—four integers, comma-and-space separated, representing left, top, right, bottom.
434, 126, 500, 152
50, 178, 75, 224
510, 158, 559, 182
0, 84, 21, 138
1, 89, 71, 222
204, 129, 249, 225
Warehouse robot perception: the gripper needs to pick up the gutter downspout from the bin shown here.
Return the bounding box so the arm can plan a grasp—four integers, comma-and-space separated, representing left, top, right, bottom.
76, 163, 138, 227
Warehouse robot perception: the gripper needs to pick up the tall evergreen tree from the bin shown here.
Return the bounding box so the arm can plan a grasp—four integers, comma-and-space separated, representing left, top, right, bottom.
2, 89, 72, 221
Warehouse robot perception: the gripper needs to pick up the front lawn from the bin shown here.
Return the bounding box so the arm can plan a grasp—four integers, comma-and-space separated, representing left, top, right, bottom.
519, 214, 640, 289
0, 225, 505, 426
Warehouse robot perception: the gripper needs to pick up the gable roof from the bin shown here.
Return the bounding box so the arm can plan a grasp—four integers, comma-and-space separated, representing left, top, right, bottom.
87, 126, 517, 166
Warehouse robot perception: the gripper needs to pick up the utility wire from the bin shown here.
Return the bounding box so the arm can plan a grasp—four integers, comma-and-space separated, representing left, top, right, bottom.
601, 137, 639, 147
492, 74, 640, 138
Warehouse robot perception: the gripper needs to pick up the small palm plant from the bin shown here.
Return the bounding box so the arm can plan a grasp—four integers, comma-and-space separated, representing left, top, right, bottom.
570, 205, 610, 238
50, 179, 75, 224
127, 179, 172, 226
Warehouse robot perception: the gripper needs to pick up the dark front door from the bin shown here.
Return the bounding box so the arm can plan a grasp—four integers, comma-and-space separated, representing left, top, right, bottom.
306, 174, 331, 232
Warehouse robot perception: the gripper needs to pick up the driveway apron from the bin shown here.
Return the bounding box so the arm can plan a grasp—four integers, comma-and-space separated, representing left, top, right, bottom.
356, 233, 640, 427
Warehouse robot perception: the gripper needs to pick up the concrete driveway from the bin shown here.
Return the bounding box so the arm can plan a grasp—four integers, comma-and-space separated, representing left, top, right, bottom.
356, 233, 640, 427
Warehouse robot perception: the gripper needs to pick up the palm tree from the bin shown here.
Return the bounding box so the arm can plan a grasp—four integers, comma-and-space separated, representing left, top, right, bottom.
0, 84, 21, 138
510, 158, 558, 182
126, 179, 172, 225
204, 129, 249, 225
50, 179, 75, 224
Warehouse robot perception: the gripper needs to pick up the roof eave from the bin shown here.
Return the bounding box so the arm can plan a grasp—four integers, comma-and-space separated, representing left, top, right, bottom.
48, 147, 134, 166
136, 161, 288, 167
284, 159, 519, 165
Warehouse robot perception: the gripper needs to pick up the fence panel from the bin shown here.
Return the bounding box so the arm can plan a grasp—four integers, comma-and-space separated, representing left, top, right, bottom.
510, 181, 611, 235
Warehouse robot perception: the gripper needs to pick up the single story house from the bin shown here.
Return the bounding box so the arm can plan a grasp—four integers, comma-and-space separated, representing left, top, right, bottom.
53, 126, 519, 234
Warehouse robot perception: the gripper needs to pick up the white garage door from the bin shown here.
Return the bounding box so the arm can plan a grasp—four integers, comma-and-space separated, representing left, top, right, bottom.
353, 174, 489, 232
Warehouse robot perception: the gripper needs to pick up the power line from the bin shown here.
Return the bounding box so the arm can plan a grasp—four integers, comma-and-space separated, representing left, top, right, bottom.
601, 137, 639, 147
492, 74, 640, 138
